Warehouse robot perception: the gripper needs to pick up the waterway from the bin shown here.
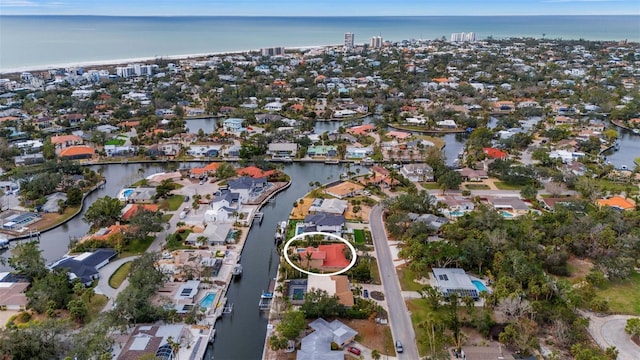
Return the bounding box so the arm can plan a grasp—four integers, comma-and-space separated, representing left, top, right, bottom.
603, 127, 640, 169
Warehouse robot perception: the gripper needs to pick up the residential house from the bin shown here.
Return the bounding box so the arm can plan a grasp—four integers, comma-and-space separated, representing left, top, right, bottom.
157, 143, 182, 157
400, 163, 434, 182
50, 134, 83, 149
436, 119, 457, 129
50, 249, 117, 286
0, 273, 29, 311
14, 153, 45, 166
408, 213, 450, 231
458, 167, 488, 182
264, 101, 284, 112
121, 204, 160, 221
432, 268, 480, 300
540, 197, 581, 211
308, 198, 348, 215
127, 187, 157, 204
89, 224, 129, 241
482, 147, 508, 160
204, 189, 240, 223
222, 118, 245, 134
307, 274, 354, 307
116, 324, 210, 360
436, 195, 475, 213
41, 192, 67, 213
267, 142, 298, 158
185, 223, 233, 246
187, 144, 223, 157
596, 196, 635, 211
237, 166, 275, 179
189, 162, 221, 178
345, 145, 373, 159
58, 145, 95, 160
302, 213, 345, 234
486, 196, 530, 216
227, 176, 267, 204
296, 318, 358, 360
346, 124, 375, 135
307, 145, 338, 158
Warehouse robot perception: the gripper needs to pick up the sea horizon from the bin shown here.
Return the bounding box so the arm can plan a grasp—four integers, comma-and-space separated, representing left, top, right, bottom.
1, 15, 639, 73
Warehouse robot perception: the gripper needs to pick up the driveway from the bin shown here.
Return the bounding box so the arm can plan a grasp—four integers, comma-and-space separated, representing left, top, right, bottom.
94, 256, 138, 311
369, 204, 419, 360
582, 311, 640, 360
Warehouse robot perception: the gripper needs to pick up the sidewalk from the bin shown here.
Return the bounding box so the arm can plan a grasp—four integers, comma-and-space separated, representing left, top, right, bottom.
94, 255, 138, 311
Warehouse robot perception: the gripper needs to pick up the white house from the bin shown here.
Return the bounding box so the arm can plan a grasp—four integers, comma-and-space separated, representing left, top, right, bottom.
400, 163, 435, 182
204, 190, 240, 223
264, 101, 285, 112
345, 146, 373, 159
222, 118, 245, 133
405, 117, 427, 125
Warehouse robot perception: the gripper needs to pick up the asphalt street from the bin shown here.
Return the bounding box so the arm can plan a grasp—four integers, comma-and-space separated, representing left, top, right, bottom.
369, 204, 419, 360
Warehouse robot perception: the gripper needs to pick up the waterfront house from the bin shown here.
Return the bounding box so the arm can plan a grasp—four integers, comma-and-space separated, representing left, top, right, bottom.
482, 147, 508, 160
307, 275, 354, 307
222, 118, 245, 134
116, 324, 210, 360
14, 153, 45, 166
267, 142, 298, 158
185, 223, 232, 246
345, 145, 373, 159
308, 198, 348, 215
400, 163, 435, 182
187, 144, 223, 157
237, 166, 275, 179
204, 190, 240, 223
436, 119, 457, 129
189, 162, 220, 178
127, 187, 157, 204
296, 318, 358, 360
297, 244, 350, 272
58, 145, 95, 160
302, 213, 345, 234
157, 143, 181, 157
50, 249, 117, 286
121, 204, 160, 221
227, 176, 267, 204
432, 268, 480, 300
346, 124, 375, 135
307, 145, 338, 158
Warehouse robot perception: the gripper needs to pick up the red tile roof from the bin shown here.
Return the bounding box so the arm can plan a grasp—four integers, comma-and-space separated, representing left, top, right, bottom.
58, 145, 95, 158
237, 166, 275, 178
50, 134, 82, 145
482, 147, 508, 159
121, 204, 160, 221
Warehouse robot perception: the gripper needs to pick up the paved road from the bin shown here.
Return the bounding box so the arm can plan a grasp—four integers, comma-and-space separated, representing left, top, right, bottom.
94, 256, 138, 311
583, 311, 640, 360
369, 204, 419, 360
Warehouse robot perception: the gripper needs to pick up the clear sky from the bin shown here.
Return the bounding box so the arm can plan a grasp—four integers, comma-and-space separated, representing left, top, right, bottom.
1, 0, 639, 16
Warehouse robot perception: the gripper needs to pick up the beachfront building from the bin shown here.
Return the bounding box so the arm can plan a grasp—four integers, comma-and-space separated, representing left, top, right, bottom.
450, 32, 476, 42
369, 36, 383, 49
344, 32, 355, 49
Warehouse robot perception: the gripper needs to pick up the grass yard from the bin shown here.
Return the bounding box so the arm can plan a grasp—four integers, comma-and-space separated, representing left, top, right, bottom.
415, 135, 446, 150
86, 294, 108, 321
32, 206, 80, 231
344, 319, 396, 356
594, 179, 638, 194
595, 271, 640, 315
105, 138, 126, 146
406, 298, 447, 357
398, 266, 426, 292
120, 236, 154, 257
370, 257, 382, 285
465, 183, 490, 190
108, 261, 132, 289
494, 181, 526, 190
421, 183, 441, 190
160, 194, 184, 211
353, 229, 365, 244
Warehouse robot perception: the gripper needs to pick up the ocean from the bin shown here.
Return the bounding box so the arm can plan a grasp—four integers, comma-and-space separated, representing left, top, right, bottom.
0, 15, 639, 73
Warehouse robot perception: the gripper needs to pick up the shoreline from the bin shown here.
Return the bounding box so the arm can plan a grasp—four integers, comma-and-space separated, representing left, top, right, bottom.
0, 44, 339, 75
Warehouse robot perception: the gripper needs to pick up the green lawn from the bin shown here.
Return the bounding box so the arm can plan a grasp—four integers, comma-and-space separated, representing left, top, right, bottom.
595, 271, 640, 315
406, 298, 447, 357
160, 194, 184, 211
105, 138, 126, 146
494, 181, 526, 190
86, 294, 108, 322
421, 183, 441, 190
370, 258, 381, 285
120, 236, 154, 257
398, 266, 426, 292
353, 229, 365, 244
594, 179, 638, 194
108, 261, 132, 289
465, 184, 490, 190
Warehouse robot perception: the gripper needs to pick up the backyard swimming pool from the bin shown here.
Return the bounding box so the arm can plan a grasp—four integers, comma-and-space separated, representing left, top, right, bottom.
500, 211, 514, 218
472, 280, 488, 292
449, 210, 465, 217
199, 292, 217, 309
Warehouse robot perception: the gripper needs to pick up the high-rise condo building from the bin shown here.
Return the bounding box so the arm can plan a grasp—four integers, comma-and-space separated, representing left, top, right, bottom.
369, 36, 383, 49
450, 32, 477, 43
344, 32, 355, 49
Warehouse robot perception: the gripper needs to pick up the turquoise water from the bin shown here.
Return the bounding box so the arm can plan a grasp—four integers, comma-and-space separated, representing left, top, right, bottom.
449, 210, 465, 217
200, 292, 216, 308
123, 189, 133, 198
1, 15, 638, 71
472, 280, 488, 292
500, 211, 515, 218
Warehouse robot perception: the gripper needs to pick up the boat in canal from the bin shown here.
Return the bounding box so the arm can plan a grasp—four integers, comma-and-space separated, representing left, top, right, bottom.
232, 264, 243, 277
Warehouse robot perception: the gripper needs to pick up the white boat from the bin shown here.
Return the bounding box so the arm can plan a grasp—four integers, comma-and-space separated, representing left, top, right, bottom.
0, 239, 8, 250
633, 129, 639, 134
232, 264, 243, 276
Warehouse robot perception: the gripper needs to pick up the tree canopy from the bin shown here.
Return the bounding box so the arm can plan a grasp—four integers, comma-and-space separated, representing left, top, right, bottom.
83, 196, 123, 228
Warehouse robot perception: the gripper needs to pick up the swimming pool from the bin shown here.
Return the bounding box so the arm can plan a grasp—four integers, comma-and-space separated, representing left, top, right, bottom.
449, 210, 465, 217
123, 189, 134, 197
500, 211, 514, 218
472, 280, 488, 292
199, 292, 217, 308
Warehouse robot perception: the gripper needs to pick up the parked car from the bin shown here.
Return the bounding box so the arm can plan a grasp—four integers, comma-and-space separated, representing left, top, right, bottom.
183, 195, 190, 202
363, 289, 369, 298
395, 341, 403, 353
347, 346, 361, 355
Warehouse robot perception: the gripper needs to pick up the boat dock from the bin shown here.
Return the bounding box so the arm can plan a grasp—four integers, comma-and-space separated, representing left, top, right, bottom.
258, 278, 276, 311
253, 212, 264, 224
